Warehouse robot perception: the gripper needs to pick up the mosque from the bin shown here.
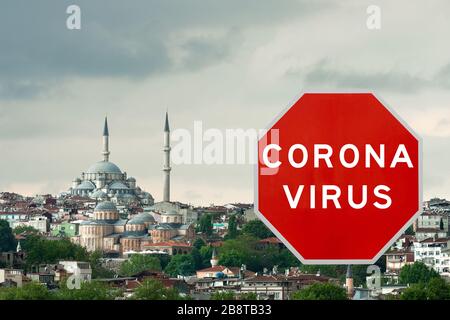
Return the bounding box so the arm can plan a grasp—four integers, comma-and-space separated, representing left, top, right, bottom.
70, 113, 196, 255
69, 117, 154, 205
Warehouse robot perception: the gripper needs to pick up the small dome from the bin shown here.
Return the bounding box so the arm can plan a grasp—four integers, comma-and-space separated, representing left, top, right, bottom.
109, 181, 129, 190
94, 201, 117, 212
133, 212, 155, 224
75, 181, 96, 190
127, 218, 145, 225
91, 190, 107, 199
127, 177, 136, 182
86, 161, 122, 174
73, 178, 81, 182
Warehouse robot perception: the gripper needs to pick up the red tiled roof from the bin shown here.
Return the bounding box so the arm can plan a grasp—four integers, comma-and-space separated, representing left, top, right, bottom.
245, 275, 285, 282
210, 241, 224, 247
197, 266, 229, 273
420, 237, 450, 243
144, 241, 192, 248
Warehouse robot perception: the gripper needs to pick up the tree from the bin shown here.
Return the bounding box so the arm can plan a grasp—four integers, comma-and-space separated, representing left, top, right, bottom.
211, 291, 235, 300
57, 280, 122, 300
401, 277, 450, 300
241, 220, 273, 239
197, 214, 213, 236
218, 235, 261, 271
0, 220, 16, 252
440, 218, 444, 230
132, 279, 184, 300
21, 235, 89, 270
0, 282, 52, 300
299, 265, 346, 279
399, 262, 440, 285
426, 277, 450, 300
193, 238, 206, 250
291, 283, 348, 300
199, 246, 213, 268
400, 283, 428, 300
120, 254, 161, 277
164, 254, 195, 277
240, 292, 258, 300
13, 225, 39, 235
226, 215, 238, 239
404, 225, 415, 235
89, 251, 115, 279
191, 247, 203, 270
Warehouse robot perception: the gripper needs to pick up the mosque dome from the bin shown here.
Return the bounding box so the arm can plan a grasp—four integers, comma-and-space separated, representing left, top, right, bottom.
127, 217, 146, 225
86, 161, 122, 174
109, 181, 129, 190
94, 201, 117, 212
132, 212, 155, 224
75, 181, 95, 190
91, 190, 107, 199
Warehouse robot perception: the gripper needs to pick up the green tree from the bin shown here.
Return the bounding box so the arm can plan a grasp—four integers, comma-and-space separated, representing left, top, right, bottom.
291, 283, 348, 300
13, 225, 39, 235
440, 218, 444, 230
404, 225, 415, 235
226, 215, 238, 239
218, 235, 261, 271
132, 279, 184, 300
197, 214, 213, 236
120, 254, 161, 276
193, 238, 206, 250
399, 262, 440, 285
0, 220, 16, 252
89, 251, 115, 279
0, 282, 52, 300
271, 248, 301, 269
401, 277, 450, 300
241, 220, 273, 239
400, 283, 428, 300
240, 292, 258, 300
21, 235, 88, 270
211, 291, 235, 300
199, 245, 213, 268
299, 265, 346, 279
57, 280, 122, 300
164, 254, 195, 277
426, 277, 450, 300
191, 247, 203, 270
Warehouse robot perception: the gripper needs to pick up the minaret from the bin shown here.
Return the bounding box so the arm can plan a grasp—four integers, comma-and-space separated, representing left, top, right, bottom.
345, 265, 354, 298
211, 248, 219, 267
163, 111, 171, 202
102, 117, 110, 162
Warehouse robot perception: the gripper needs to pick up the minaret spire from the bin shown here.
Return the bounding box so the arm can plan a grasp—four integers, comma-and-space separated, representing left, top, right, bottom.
102, 117, 110, 162
163, 111, 171, 202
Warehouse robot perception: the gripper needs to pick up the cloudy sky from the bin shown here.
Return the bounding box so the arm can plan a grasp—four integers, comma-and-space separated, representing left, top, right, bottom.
0, 0, 449, 205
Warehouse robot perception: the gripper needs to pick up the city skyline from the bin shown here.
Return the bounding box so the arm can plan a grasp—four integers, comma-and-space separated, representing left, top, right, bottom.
1, 1, 450, 205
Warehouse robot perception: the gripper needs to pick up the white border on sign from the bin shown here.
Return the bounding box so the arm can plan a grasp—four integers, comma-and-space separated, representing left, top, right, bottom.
253, 90, 423, 265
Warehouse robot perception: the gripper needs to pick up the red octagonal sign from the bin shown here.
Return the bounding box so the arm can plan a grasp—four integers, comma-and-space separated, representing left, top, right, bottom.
256, 93, 421, 264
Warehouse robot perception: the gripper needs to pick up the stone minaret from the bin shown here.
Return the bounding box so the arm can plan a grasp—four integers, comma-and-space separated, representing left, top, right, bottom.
102, 117, 110, 162
345, 265, 354, 298
163, 111, 171, 202
211, 248, 219, 267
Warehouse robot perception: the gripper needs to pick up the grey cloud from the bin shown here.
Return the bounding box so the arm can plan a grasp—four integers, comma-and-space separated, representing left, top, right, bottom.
0, 0, 328, 100
296, 60, 430, 93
